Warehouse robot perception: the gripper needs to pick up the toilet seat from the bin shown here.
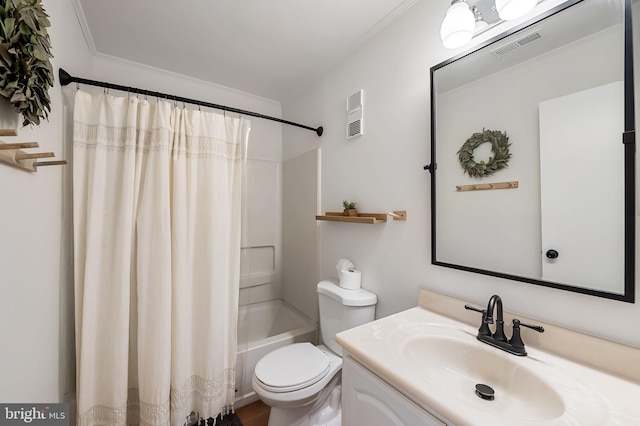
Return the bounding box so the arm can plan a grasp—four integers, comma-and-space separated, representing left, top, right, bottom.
254, 342, 330, 393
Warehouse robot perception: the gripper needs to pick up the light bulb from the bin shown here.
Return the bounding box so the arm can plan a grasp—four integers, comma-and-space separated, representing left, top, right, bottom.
475, 18, 489, 32
440, 1, 475, 49
495, 0, 538, 21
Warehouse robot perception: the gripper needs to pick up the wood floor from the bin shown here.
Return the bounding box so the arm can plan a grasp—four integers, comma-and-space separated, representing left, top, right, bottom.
236, 400, 270, 426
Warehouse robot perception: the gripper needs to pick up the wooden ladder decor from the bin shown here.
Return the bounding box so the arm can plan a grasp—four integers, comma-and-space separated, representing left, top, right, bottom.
0, 137, 67, 172
0, 129, 18, 136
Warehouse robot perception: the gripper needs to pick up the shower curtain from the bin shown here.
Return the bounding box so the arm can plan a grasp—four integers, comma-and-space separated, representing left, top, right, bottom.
72, 90, 245, 426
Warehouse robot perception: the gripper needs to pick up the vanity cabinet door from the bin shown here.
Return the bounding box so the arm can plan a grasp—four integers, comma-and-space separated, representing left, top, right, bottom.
342, 356, 446, 426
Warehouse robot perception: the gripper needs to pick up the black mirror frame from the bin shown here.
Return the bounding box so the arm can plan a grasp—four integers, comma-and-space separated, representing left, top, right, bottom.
428, 0, 635, 303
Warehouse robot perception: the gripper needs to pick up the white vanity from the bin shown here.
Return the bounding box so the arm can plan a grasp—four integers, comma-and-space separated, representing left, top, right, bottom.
342, 355, 446, 425
336, 289, 640, 425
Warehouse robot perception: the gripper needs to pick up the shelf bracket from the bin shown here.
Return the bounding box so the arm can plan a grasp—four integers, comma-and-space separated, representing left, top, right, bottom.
388, 211, 407, 221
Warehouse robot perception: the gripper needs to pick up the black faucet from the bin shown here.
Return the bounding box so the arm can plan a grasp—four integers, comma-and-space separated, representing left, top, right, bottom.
465, 295, 544, 356
485, 295, 507, 342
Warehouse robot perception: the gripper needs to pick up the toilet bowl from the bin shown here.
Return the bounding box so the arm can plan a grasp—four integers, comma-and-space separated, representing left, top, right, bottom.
252, 343, 342, 425
251, 280, 377, 426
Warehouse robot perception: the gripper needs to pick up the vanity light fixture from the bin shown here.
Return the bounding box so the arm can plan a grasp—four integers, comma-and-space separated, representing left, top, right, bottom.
495, 0, 538, 20
441, 0, 540, 49
473, 6, 489, 32
440, 0, 476, 49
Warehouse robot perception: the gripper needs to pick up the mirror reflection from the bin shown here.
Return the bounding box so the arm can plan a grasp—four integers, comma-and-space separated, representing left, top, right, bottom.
430, 0, 634, 301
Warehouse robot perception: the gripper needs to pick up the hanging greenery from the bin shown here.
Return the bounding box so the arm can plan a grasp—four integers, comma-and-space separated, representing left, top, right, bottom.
457, 129, 511, 178
0, 0, 53, 127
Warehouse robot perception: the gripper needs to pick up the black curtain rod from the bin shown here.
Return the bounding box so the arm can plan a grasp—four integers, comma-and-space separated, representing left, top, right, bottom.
58, 68, 323, 137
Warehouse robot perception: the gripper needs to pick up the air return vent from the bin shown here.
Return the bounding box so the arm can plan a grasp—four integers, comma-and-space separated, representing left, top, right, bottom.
348, 119, 361, 138
346, 90, 363, 139
491, 28, 543, 57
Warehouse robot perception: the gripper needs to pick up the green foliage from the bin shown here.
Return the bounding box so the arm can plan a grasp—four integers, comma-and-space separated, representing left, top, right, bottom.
343, 200, 357, 210
457, 129, 511, 178
0, 0, 53, 126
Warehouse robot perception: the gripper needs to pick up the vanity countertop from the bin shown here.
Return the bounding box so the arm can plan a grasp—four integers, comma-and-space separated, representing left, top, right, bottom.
336, 304, 640, 425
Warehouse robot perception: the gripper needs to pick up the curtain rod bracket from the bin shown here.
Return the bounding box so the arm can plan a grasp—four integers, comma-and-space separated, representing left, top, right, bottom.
59, 68, 73, 86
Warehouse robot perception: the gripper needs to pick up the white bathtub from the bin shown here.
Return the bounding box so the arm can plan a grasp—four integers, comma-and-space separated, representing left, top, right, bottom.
235, 299, 317, 407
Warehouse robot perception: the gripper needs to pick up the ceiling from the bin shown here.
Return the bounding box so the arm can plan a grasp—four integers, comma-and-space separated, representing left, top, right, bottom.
73, 0, 419, 101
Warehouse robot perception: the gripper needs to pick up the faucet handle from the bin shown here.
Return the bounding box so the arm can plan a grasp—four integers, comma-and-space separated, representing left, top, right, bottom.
509, 319, 544, 352
517, 319, 544, 333
464, 304, 484, 314
464, 304, 491, 336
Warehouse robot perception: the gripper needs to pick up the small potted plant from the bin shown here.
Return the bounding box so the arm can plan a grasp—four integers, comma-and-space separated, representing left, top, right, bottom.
343, 200, 358, 217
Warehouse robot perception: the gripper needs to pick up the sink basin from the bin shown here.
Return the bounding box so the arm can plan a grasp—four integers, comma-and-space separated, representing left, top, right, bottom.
336, 306, 636, 425
402, 335, 565, 422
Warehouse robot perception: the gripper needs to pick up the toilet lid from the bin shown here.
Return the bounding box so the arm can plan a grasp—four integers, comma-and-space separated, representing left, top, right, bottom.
254, 343, 330, 393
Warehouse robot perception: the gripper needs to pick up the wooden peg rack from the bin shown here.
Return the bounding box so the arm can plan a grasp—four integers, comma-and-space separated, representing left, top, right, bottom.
0, 136, 67, 172
456, 181, 518, 192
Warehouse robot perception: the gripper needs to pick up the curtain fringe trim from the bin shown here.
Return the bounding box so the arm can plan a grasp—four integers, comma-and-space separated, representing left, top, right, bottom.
77, 369, 235, 426
183, 404, 236, 426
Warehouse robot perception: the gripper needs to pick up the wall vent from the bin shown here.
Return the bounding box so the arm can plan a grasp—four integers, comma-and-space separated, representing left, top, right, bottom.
491, 28, 543, 57
348, 120, 361, 138
346, 90, 363, 139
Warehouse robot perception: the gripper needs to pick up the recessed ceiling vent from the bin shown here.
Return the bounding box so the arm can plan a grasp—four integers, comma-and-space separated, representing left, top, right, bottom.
491, 28, 543, 57
346, 90, 363, 139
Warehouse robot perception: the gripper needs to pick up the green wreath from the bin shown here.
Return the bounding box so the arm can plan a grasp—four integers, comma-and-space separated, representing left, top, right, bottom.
457, 129, 511, 178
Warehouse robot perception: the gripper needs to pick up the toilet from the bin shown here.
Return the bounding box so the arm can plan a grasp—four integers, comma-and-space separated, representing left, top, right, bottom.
252, 279, 377, 426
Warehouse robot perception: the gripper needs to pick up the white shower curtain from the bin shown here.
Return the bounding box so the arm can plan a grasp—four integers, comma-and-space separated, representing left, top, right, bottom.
72, 90, 245, 426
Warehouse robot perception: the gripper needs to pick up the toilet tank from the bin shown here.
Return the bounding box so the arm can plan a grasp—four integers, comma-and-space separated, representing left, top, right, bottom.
317, 280, 377, 356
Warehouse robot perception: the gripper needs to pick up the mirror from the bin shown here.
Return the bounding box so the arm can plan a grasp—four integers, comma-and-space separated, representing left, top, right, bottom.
429, 0, 635, 302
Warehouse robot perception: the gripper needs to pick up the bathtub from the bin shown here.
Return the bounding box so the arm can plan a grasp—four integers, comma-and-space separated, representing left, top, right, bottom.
235, 299, 317, 407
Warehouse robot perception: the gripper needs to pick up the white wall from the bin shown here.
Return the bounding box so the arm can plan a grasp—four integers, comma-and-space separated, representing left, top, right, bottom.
0, 0, 91, 404
282, 149, 321, 322
281, 0, 640, 348
0, 0, 283, 403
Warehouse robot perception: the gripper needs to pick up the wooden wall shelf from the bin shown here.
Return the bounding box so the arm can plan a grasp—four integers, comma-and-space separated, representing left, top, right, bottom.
316, 212, 388, 224
0, 139, 67, 172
